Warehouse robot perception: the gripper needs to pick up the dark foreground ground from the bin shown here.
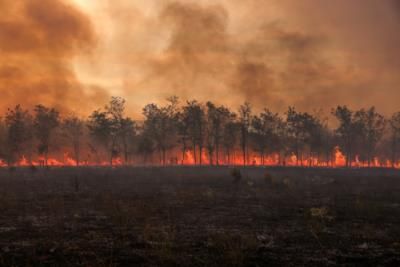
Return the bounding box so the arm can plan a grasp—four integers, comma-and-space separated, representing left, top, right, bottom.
0, 166, 400, 266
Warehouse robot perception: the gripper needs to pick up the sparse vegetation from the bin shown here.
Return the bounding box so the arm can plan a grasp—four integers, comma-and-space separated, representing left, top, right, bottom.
0, 167, 399, 266
0, 97, 399, 167
231, 168, 242, 183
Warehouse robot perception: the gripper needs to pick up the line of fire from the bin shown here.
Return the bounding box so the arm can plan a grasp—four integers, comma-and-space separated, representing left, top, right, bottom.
1, 97, 399, 169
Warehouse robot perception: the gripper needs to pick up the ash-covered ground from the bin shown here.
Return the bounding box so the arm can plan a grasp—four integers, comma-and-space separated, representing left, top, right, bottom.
0, 166, 399, 266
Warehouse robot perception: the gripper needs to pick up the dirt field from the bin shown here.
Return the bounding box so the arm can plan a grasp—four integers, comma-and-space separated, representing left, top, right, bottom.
0, 166, 399, 266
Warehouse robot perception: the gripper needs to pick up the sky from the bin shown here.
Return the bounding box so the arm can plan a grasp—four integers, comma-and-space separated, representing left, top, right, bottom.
1, 0, 400, 117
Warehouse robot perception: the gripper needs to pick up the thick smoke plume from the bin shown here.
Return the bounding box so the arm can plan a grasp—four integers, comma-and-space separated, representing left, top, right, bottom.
0, 0, 108, 114
91, 0, 400, 115
1, 0, 400, 116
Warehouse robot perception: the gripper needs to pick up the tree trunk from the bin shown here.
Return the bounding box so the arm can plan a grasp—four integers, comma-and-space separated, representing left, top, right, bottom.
162, 148, 166, 166
199, 146, 203, 165
215, 141, 219, 165
181, 146, 186, 165
392, 135, 397, 168
75, 150, 80, 167
193, 144, 197, 164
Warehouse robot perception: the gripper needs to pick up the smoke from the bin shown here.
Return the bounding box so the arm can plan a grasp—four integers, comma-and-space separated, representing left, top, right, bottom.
100, 0, 400, 115
0, 0, 108, 114
2, 0, 400, 116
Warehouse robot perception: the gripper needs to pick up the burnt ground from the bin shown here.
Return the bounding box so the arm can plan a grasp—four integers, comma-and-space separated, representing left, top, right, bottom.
0, 166, 400, 266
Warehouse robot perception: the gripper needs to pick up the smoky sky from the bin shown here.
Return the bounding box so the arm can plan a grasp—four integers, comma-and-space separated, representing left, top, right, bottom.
0, 0, 108, 115
1, 0, 400, 116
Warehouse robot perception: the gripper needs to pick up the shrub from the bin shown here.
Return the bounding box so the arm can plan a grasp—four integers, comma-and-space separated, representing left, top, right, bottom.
230, 168, 242, 183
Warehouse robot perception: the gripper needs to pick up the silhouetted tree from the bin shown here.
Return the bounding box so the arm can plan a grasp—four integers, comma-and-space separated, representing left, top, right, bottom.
142, 97, 179, 165
33, 105, 59, 166
88, 110, 114, 164
137, 133, 154, 165
355, 107, 386, 166
0, 97, 397, 168
205, 102, 232, 165
182, 100, 205, 164
5, 105, 33, 165
62, 116, 84, 166
222, 114, 238, 165
88, 97, 128, 165
251, 109, 284, 165
119, 118, 136, 164
332, 106, 362, 167
0, 118, 6, 162
286, 107, 308, 165
389, 112, 400, 167
302, 112, 325, 166
239, 102, 252, 166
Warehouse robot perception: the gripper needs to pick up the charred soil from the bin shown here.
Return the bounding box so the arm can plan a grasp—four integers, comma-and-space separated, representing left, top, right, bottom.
0, 167, 399, 266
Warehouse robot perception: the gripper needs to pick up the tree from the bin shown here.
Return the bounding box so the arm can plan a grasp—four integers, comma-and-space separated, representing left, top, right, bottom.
389, 112, 400, 167
239, 102, 252, 166
5, 105, 32, 165
251, 109, 284, 165
105, 96, 127, 164
332, 106, 362, 167
142, 98, 179, 165
0, 118, 6, 163
88, 110, 114, 164
33, 105, 59, 166
301, 112, 325, 166
251, 115, 268, 165
355, 107, 386, 166
182, 100, 205, 164
88, 97, 129, 165
286, 107, 308, 166
119, 118, 136, 164
205, 102, 232, 165
62, 116, 84, 166
222, 113, 238, 165
137, 132, 154, 165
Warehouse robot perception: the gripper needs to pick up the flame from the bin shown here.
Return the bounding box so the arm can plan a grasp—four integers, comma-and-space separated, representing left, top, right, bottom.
334, 146, 346, 167
0, 146, 399, 168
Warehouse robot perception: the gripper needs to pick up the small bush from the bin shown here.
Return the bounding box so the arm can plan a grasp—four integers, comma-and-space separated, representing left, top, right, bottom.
264, 173, 273, 185
230, 168, 242, 183
30, 165, 38, 173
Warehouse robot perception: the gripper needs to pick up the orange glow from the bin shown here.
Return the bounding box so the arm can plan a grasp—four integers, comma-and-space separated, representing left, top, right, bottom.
0, 146, 399, 169
334, 146, 346, 167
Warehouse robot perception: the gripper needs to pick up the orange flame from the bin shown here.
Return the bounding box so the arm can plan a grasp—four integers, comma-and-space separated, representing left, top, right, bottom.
0, 146, 399, 169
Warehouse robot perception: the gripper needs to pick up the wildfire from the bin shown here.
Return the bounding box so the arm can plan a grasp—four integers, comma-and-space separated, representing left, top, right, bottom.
334, 146, 346, 167
0, 146, 399, 168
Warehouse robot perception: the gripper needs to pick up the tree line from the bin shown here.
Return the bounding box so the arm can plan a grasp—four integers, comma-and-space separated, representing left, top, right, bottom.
0, 96, 399, 167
